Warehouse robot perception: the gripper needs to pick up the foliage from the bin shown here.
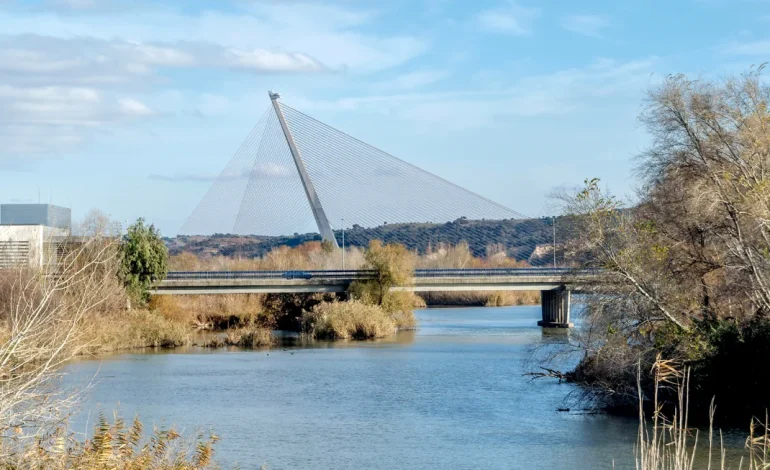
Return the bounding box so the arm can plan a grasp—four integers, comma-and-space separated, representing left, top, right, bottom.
633, 359, 770, 470
419, 290, 539, 307
559, 68, 770, 422
0, 413, 219, 469
119, 218, 169, 305
82, 310, 192, 353
0, 235, 123, 440
149, 294, 265, 330
167, 217, 572, 265
261, 293, 342, 331
347, 241, 420, 330
302, 300, 397, 340
351, 240, 413, 305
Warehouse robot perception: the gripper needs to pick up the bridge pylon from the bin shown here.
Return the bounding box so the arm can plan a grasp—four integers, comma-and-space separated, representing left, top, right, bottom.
269, 90, 338, 248
538, 287, 573, 328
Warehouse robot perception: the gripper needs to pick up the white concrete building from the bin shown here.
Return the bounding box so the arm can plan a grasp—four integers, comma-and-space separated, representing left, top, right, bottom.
0, 225, 69, 268
0, 204, 71, 269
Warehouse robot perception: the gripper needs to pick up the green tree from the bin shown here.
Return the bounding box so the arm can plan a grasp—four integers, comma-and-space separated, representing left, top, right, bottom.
351, 240, 413, 305
119, 218, 168, 304
348, 240, 419, 329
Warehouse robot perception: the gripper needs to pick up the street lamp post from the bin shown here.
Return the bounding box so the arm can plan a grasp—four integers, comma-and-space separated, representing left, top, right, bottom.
341, 218, 346, 270
552, 216, 557, 268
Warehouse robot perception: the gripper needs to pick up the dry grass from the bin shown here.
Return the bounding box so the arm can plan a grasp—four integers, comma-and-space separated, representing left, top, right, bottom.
170, 242, 366, 271
0, 413, 219, 469
149, 294, 265, 330
302, 300, 398, 340
172, 241, 533, 273
634, 359, 770, 470
81, 310, 192, 354
419, 290, 539, 307
202, 327, 273, 348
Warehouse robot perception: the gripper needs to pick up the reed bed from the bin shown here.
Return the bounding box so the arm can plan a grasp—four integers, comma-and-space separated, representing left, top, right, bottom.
1, 413, 220, 469
419, 290, 539, 307
149, 294, 265, 330
81, 310, 192, 354
302, 300, 400, 340
202, 327, 273, 348
633, 359, 770, 470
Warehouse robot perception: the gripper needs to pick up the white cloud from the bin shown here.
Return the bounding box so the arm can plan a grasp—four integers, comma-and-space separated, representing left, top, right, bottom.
0, 2, 432, 160
119, 98, 154, 116
475, 3, 539, 36
298, 57, 658, 132
0, 5, 426, 72
561, 14, 610, 38
371, 70, 448, 91
47, 0, 99, 10
725, 39, 770, 55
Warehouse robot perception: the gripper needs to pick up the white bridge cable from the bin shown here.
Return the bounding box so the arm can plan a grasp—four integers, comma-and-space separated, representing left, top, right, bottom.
179, 109, 271, 235
278, 105, 559, 261
231, 110, 317, 236
179, 100, 559, 263
279, 103, 527, 225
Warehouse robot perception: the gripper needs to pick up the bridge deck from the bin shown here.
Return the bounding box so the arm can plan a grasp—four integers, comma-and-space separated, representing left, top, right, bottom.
154, 268, 576, 295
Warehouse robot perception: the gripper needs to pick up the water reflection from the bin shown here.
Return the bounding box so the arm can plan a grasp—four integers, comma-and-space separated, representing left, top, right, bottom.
62, 306, 744, 469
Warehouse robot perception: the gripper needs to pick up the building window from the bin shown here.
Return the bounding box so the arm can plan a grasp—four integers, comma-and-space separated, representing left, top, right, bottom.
0, 241, 30, 268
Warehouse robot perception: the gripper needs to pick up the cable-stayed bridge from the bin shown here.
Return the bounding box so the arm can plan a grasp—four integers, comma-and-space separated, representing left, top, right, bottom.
173, 92, 572, 326
179, 92, 554, 261
155, 268, 579, 328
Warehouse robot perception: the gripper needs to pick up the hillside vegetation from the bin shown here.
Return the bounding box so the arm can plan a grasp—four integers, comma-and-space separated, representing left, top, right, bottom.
167, 217, 572, 265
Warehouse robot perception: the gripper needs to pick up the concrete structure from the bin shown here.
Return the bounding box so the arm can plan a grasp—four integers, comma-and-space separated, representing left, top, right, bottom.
154, 268, 583, 327
270, 91, 338, 247
538, 287, 573, 328
0, 204, 72, 268
0, 225, 69, 268
1, 204, 71, 230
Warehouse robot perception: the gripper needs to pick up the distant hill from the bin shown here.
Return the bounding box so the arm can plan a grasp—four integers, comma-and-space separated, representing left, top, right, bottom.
167, 217, 574, 265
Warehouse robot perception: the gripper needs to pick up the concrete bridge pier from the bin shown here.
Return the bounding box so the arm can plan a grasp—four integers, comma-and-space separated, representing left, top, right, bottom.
538, 287, 573, 328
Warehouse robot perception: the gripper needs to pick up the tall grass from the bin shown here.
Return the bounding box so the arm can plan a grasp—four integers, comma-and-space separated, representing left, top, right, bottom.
171, 241, 534, 273
419, 290, 539, 307
149, 294, 265, 330
82, 310, 192, 354
302, 300, 399, 340
170, 242, 367, 271
202, 327, 273, 348
1, 413, 219, 469
634, 358, 770, 470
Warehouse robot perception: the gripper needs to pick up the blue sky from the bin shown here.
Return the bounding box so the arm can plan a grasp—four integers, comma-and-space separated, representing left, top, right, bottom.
0, 0, 766, 235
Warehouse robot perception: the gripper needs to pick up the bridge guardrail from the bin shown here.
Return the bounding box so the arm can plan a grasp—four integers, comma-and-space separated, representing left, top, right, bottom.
164, 268, 580, 281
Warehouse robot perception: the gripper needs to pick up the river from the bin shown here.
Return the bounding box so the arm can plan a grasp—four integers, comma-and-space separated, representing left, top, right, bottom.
63, 305, 741, 469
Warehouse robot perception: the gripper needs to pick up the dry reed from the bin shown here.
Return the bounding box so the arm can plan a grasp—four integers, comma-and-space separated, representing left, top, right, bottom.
302, 300, 398, 340
0, 412, 219, 469
634, 358, 770, 470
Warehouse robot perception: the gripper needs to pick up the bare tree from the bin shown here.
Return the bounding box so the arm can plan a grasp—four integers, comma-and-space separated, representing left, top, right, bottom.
556, 69, 770, 409
0, 233, 123, 452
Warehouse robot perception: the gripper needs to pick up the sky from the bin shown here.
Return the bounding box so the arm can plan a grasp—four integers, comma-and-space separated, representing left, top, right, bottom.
0, 0, 766, 235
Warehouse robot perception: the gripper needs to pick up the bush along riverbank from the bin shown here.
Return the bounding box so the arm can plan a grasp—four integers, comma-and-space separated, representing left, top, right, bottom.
0, 215, 428, 360
554, 69, 770, 425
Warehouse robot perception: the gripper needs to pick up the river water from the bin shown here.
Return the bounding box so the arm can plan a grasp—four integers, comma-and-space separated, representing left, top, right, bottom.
63, 306, 741, 469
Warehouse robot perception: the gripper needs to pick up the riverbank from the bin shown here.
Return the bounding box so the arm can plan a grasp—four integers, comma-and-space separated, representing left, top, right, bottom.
75, 289, 539, 355
60, 306, 752, 469
417, 290, 539, 307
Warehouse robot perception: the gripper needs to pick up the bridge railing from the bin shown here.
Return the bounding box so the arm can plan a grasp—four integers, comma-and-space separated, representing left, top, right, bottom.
164, 267, 578, 281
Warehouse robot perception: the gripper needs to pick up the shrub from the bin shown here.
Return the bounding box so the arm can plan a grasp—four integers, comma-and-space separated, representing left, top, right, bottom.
119, 218, 168, 305
1, 413, 219, 469
302, 300, 397, 340
83, 310, 191, 353
150, 294, 265, 330
225, 327, 273, 348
